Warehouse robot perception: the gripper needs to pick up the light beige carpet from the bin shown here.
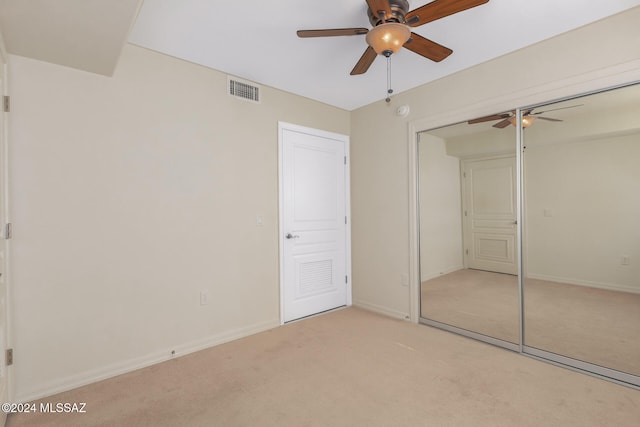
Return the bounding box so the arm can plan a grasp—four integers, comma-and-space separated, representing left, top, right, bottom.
524, 277, 640, 376
421, 269, 640, 376
7, 307, 640, 427
421, 269, 520, 343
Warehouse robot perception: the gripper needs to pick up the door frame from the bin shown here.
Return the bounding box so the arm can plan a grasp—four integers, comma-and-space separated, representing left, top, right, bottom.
277, 122, 352, 324
0, 45, 12, 416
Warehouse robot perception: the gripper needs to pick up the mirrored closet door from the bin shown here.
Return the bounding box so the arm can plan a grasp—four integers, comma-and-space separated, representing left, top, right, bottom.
418, 82, 640, 387
418, 115, 520, 347
521, 83, 640, 384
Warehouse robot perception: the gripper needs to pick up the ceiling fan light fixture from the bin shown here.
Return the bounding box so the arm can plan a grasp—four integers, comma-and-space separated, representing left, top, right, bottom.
365, 23, 411, 56
510, 115, 537, 128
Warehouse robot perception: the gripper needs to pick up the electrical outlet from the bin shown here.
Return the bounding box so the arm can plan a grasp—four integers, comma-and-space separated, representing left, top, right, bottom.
621, 256, 630, 266
200, 290, 209, 305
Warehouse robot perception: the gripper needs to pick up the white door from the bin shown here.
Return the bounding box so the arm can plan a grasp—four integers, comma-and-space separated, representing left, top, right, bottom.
0, 59, 10, 423
462, 156, 517, 275
279, 122, 350, 323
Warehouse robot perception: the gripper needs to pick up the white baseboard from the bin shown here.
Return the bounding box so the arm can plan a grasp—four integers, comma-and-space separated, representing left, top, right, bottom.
421, 265, 464, 283
527, 273, 640, 294
353, 299, 410, 321
16, 318, 280, 403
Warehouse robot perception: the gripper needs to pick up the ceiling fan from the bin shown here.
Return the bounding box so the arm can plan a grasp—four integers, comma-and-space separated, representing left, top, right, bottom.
468, 105, 584, 129
297, 0, 490, 76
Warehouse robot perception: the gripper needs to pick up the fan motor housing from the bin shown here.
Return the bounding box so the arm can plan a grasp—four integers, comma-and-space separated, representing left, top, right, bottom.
368, 0, 410, 26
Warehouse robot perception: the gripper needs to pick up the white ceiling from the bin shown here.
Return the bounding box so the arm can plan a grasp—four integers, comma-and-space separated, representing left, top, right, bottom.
129, 0, 640, 110
1, 1, 639, 110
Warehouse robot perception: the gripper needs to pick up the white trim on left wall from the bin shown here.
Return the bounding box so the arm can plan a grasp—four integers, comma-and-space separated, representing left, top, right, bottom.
16, 318, 279, 403
0, 37, 14, 412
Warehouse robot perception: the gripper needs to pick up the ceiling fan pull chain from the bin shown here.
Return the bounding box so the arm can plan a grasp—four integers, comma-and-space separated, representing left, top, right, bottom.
385, 55, 393, 103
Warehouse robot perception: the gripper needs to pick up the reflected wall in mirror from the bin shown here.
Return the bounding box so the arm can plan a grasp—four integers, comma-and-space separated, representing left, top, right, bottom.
418, 115, 519, 344
522, 83, 640, 377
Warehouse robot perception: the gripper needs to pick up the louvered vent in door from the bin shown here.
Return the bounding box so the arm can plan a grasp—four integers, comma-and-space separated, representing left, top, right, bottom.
298, 259, 334, 297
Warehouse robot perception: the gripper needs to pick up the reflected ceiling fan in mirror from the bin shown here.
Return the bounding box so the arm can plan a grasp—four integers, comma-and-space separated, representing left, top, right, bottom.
297, 0, 490, 76
468, 105, 584, 129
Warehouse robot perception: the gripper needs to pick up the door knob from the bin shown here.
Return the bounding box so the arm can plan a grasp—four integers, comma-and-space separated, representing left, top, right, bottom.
285, 233, 300, 239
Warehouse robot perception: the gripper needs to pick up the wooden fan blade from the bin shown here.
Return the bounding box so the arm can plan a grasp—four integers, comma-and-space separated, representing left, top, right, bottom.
406, 0, 489, 27
468, 113, 511, 124
297, 28, 369, 38
532, 104, 583, 115
537, 116, 563, 122
403, 32, 452, 62
351, 46, 377, 75
366, 0, 392, 20
493, 118, 512, 128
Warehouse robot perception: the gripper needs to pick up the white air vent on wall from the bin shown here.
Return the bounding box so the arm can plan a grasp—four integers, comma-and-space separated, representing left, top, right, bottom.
228, 76, 260, 103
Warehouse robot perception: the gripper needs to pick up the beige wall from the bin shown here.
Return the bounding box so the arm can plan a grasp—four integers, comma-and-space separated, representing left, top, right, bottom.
524, 132, 640, 292
8, 44, 349, 401
418, 134, 463, 281
350, 7, 640, 320
445, 128, 515, 159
